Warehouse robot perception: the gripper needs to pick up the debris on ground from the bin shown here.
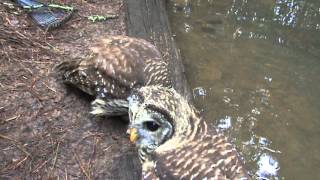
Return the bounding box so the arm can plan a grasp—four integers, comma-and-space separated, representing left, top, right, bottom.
1, 0, 140, 179
15, 0, 75, 30
88, 14, 118, 23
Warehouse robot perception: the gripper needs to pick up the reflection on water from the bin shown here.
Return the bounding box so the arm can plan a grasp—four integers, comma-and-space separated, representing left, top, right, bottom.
257, 153, 280, 179
168, 0, 320, 179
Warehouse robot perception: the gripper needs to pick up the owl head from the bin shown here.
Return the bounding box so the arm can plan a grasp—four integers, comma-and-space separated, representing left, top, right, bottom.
127, 86, 197, 153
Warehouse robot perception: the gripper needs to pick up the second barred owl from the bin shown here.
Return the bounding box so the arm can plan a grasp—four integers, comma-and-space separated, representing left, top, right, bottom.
55, 35, 171, 117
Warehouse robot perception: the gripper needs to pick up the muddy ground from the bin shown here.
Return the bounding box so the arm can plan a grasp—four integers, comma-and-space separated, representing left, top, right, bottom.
0, 0, 141, 179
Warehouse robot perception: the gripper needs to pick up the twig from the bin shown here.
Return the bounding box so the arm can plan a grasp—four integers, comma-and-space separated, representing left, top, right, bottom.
18, 61, 34, 75
88, 137, 99, 177
42, 82, 57, 93
65, 167, 68, 180
73, 150, 91, 180
103, 145, 112, 152
0, 134, 31, 157
19, 60, 53, 64
2, 155, 29, 171
14, 30, 48, 50
13, 156, 29, 170
51, 142, 60, 171
3, 115, 20, 123
32, 157, 52, 173
1, 41, 11, 61
242, 142, 282, 154
261, 146, 282, 154
76, 132, 103, 145
27, 88, 45, 102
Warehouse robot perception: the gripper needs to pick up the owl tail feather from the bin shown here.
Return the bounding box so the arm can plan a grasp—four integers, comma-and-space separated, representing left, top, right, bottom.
53, 59, 82, 82
54, 59, 97, 96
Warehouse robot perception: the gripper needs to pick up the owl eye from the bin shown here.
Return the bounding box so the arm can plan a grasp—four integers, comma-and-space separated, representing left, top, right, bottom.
144, 121, 160, 132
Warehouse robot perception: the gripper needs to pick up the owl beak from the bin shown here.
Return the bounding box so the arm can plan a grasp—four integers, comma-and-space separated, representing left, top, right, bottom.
129, 128, 139, 143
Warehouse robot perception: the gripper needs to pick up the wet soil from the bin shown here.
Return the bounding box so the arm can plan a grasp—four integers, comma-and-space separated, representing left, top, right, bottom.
0, 0, 140, 179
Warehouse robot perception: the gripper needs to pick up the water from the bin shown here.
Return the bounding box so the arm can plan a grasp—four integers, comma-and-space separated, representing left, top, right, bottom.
167, 0, 320, 179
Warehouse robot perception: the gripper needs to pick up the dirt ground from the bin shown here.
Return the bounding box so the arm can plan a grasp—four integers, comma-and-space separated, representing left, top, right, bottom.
0, 0, 141, 179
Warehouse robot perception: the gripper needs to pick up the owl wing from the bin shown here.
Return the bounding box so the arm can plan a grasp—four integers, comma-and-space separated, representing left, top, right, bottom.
55, 36, 164, 99
146, 135, 249, 179
146, 145, 201, 180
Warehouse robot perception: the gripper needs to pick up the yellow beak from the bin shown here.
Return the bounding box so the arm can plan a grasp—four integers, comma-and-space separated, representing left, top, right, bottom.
129, 128, 139, 143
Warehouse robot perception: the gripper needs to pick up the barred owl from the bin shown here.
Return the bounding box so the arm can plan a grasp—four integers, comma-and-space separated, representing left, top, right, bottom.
127, 86, 250, 179
55, 35, 171, 117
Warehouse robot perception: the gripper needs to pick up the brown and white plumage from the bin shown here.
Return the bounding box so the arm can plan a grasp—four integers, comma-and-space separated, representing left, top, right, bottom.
55, 36, 171, 116
128, 86, 250, 179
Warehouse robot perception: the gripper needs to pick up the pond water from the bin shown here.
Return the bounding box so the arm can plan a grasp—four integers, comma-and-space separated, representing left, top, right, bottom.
167, 0, 320, 179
